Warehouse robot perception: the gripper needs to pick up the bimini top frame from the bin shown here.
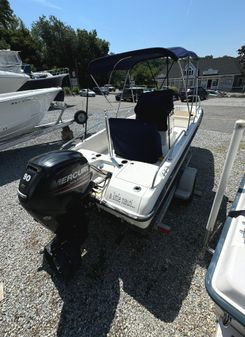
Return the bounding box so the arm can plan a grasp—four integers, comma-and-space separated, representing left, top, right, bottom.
84, 46, 200, 138
88, 47, 198, 75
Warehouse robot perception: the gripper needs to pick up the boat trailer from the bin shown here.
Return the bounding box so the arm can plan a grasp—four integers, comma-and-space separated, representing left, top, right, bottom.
0, 101, 87, 151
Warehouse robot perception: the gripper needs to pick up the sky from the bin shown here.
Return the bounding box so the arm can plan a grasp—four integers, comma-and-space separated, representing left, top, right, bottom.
8, 0, 245, 58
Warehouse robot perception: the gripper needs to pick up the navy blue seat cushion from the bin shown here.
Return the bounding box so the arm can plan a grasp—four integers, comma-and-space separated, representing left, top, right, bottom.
109, 118, 162, 163
135, 90, 173, 131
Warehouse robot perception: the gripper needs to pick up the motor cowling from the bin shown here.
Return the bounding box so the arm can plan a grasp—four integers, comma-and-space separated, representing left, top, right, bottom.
18, 150, 92, 237
18, 150, 93, 278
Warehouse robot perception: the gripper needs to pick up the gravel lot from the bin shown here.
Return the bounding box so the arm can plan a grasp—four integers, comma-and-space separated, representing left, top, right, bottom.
0, 95, 244, 337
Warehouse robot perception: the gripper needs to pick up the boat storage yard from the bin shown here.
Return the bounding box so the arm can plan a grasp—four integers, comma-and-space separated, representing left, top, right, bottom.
0, 94, 244, 336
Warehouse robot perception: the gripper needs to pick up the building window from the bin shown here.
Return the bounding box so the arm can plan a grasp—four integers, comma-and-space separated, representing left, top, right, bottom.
212, 79, 219, 87
200, 80, 207, 88
238, 78, 244, 86
184, 67, 194, 76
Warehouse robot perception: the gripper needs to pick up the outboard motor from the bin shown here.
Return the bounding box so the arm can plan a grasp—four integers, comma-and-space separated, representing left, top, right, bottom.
18, 150, 93, 278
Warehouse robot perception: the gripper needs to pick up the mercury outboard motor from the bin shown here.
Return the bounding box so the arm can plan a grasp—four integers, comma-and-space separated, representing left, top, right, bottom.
18, 150, 93, 278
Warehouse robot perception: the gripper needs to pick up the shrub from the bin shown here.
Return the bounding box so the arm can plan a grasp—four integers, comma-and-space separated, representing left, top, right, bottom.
170, 85, 179, 93
72, 86, 80, 95
63, 87, 72, 95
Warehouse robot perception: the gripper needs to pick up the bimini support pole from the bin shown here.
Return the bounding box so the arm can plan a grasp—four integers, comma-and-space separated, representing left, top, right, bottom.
187, 59, 199, 128
178, 59, 190, 121
85, 89, 89, 138
204, 119, 245, 248
159, 60, 174, 90
116, 70, 130, 118
104, 110, 113, 157
90, 74, 113, 108
104, 110, 120, 168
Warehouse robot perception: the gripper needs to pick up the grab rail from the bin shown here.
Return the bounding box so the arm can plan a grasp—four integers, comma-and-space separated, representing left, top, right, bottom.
204, 119, 245, 249
187, 96, 201, 128
151, 129, 186, 189
167, 129, 186, 161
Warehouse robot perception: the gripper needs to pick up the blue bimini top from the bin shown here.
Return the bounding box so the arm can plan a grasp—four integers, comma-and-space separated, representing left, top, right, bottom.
88, 47, 198, 75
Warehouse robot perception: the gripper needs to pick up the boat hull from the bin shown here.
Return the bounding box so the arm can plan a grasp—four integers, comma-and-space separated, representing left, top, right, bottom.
206, 174, 245, 334
0, 87, 62, 142
19, 74, 68, 91
0, 71, 29, 93
74, 107, 203, 229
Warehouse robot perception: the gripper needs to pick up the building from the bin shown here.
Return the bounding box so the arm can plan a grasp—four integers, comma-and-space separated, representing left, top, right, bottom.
157, 57, 245, 92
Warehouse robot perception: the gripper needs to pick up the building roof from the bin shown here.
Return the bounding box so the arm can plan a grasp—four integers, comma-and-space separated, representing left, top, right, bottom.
157, 56, 242, 79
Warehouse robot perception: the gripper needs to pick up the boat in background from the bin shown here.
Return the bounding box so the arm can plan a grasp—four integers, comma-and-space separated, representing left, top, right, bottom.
0, 87, 62, 142
205, 120, 245, 337
19, 67, 69, 91
0, 50, 29, 93
0, 49, 69, 91
0, 49, 23, 73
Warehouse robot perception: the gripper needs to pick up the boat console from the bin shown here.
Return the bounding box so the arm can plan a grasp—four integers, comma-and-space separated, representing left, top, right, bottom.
109, 118, 162, 163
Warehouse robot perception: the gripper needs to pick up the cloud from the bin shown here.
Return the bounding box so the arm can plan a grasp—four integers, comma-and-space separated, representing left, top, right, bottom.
32, 0, 62, 10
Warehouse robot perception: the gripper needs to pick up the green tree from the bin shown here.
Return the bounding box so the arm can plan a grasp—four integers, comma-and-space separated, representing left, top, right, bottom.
31, 15, 77, 70
0, 0, 17, 48
0, 2, 110, 86
131, 59, 164, 87
0, 0, 41, 66
76, 28, 109, 86
238, 45, 245, 57
0, 0, 15, 29
31, 16, 109, 86
238, 45, 245, 74
6, 19, 42, 68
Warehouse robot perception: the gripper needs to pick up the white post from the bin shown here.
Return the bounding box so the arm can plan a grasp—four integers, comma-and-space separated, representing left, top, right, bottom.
205, 120, 245, 243
116, 70, 130, 118
178, 60, 191, 117
90, 74, 113, 108
104, 110, 113, 158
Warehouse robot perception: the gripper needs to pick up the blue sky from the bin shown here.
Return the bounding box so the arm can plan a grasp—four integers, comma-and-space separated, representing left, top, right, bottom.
9, 0, 245, 58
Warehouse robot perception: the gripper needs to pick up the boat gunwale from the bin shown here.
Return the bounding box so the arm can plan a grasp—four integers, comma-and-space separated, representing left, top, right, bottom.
0, 87, 62, 102
205, 174, 245, 327
92, 114, 201, 226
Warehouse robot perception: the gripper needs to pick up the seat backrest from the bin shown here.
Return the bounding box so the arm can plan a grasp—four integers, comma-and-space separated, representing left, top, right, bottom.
109, 118, 162, 163
134, 90, 174, 131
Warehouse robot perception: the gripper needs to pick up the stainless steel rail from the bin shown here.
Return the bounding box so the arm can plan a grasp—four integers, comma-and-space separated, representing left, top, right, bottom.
151, 129, 186, 189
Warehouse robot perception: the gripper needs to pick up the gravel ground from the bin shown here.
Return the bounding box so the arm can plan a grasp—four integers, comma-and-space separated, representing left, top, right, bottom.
0, 95, 244, 337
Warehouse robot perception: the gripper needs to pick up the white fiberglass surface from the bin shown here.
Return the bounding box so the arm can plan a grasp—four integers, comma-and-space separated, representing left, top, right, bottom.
114, 161, 159, 187
0, 71, 29, 93
212, 191, 245, 315
73, 106, 201, 226
0, 88, 61, 140
0, 87, 61, 101
0, 70, 29, 78
75, 129, 108, 154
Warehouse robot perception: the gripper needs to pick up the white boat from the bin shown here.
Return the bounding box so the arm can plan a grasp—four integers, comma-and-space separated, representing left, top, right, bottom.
18, 47, 203, 276
0, 50, 29, 93
19, 68, 69, 91
0, 49, 68, 91
0, 70, 29, 93
205, 120, 245, 337
0, 49, 23, 73
0, 87, 62, 142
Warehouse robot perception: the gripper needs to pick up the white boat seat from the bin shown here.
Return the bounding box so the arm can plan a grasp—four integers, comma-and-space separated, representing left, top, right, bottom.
134, 89, 173, 131
109, 118, 162, 163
